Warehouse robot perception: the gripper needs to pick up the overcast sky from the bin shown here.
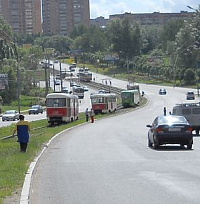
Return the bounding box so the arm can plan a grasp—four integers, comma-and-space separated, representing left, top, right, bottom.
90, 0, 199, 19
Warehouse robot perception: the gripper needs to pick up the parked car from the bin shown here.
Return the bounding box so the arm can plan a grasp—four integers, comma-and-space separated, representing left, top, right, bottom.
2, 110, 19, 121
186, 91, 195, 100
159, 88, 166, 95
28, 105, 43, 115
146, 115, 193, 149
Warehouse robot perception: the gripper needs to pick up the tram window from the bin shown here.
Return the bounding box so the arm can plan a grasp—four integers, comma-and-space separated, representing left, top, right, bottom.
91, 97, 103, 103
67, 99, 70, 107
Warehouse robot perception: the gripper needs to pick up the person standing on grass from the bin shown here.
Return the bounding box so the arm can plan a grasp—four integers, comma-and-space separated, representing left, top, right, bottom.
90, 108, 95, 123
12, 114, 30, 152
85, 108, 89, 122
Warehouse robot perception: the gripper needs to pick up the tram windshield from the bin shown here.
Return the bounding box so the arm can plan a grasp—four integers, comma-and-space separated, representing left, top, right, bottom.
46, 98, 68, 107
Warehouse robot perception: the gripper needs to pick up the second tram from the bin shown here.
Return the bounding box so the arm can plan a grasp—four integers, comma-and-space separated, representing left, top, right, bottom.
46, 93, 79, 125
90, 93, 117, 114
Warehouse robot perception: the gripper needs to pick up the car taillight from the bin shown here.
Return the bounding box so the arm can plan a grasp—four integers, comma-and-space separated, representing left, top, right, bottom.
186, 126, 193, 132
156, 127, 163, 132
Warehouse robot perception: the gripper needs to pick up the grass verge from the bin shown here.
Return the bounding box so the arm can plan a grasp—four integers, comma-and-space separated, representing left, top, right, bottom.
0, 110, 122, 204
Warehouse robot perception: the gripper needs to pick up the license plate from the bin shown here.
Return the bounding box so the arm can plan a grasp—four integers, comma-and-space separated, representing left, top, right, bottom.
168, 127, 181, 131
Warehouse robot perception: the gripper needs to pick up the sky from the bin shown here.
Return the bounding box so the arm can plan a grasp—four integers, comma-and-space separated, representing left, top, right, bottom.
90, 0, 200, 19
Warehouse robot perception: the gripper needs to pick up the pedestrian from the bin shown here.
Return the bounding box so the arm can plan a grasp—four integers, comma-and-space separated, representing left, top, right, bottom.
12, 114, 31, 152
163, 107, 167, 116
85, 108, 89, 122
90, 108, 95, 123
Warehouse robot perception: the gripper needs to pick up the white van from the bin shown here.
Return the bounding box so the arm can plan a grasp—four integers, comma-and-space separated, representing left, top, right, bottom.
172, 103, 200, 134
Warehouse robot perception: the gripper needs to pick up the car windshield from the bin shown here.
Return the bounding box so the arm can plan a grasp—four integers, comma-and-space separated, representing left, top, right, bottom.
31, 106, 39, 109
5, 110, 15, 114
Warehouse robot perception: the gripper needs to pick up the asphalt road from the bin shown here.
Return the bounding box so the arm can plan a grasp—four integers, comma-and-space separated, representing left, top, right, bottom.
29, 75, 200, 204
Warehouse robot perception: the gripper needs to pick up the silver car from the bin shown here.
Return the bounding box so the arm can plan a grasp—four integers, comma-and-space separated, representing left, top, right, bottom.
2, 110, 19, 121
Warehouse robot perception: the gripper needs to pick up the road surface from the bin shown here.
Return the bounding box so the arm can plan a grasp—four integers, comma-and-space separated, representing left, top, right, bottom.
29, 75, 200, 204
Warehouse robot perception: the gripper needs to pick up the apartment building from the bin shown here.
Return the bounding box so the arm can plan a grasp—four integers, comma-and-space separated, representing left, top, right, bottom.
109, 11, 194, 26
42, 0, 90, 36
0, 0, 42, 35
91, 11, 194, 28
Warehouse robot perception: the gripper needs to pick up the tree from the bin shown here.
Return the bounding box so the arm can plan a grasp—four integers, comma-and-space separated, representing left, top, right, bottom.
184, 68, 195, 85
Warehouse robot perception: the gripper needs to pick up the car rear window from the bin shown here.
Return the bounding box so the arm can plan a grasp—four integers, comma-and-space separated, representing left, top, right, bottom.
160, 116, 187, 124
192, 108, 200, 114
182, 109, 191, 115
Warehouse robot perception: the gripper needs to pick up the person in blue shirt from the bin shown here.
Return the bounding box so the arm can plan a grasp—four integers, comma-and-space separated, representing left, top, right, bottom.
12, 114, 30, 152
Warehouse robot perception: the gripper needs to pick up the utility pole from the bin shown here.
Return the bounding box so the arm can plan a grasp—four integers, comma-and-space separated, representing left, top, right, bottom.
45, 61, 48, 96
60, 62, 63, 91
17, 62, 20, 113
14, 43, 20, 113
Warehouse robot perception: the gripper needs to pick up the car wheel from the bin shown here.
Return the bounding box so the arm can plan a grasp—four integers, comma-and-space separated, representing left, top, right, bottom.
153, 137, 159, 149
148, 135, 152, 147
187, 141, 193, 150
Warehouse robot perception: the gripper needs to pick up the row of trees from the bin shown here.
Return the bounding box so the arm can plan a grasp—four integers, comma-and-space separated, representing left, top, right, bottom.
0, 6, 200, 103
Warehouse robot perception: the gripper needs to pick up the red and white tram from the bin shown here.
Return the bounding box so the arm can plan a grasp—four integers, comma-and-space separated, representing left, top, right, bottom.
90, 93, 117, 114
46, 93, 79, 125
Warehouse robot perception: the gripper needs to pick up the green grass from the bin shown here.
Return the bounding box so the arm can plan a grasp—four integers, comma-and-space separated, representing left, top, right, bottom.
0, 111, 120, 203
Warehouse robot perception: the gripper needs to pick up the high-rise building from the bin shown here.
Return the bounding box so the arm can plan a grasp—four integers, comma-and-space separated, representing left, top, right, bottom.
42, 0, 90, 35
0, 0, 42, 35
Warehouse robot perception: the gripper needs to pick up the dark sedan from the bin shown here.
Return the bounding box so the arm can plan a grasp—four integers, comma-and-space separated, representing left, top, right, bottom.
146, 115, 193, 149
159, 88, 166, 95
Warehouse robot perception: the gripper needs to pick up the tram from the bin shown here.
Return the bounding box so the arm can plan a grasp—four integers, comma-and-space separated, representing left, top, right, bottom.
90, 93, 117, 114
73, 86, 84, 99
79, 71, 92, 82
46, 93, 79, 125
121, 89, 140, 108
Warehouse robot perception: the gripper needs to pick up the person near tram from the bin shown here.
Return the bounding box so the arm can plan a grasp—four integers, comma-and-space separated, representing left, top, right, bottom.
90, 108, 95, 123
85, 108, 89, 122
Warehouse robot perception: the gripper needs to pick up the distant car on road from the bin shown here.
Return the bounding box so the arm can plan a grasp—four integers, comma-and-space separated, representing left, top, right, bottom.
159, 88, 166, 95
62, 87, 69, 93
146, 115, 193, 149
70, 82, 77, 87
55, 79, 61, 85
28, 105, 43, 115
186, 91, 195, 100
83, 86, 89, 91
2, 110, 19, 121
